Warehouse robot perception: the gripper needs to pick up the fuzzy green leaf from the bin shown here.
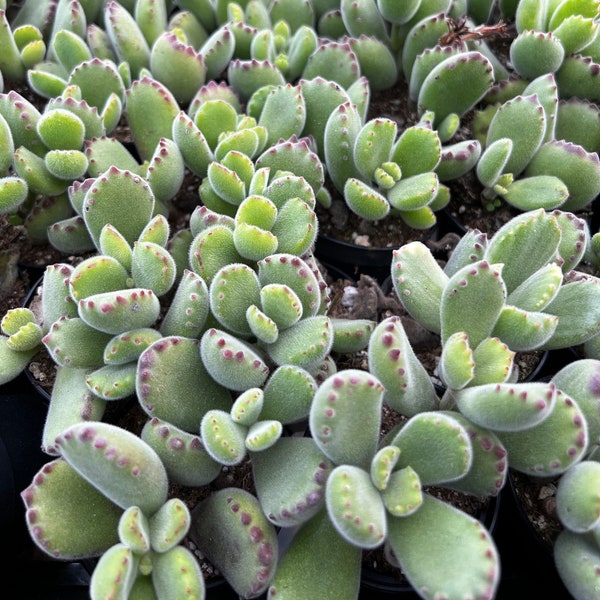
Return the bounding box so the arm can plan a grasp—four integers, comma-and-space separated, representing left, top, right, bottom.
454, 381, 557, 432
326, 465, 387, 548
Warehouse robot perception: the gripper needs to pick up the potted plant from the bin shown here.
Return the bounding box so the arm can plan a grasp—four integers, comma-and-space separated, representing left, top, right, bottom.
386, 206, 600, 599
13, 224, 372, 593
2, 0, 600, 598
444, 0, 600, 234
501, 357, 600, 600
308, 4, 503, 280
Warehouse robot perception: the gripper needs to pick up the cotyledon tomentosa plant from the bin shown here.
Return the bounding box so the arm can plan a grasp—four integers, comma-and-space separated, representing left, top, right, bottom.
365, 312, 600, 600
307, 7, 507, 229
242, 69, 487, 231
469, 0, 600, 212
15, 232, 376, 598
0, 77, 187, 251
473, 72, 600, 212
0, 159, 166, 385
21, 420, 207, 599
191, 367, 505, 600
483, 356, 600, 600
392, 208, 599, 361
382, 208, 600, 480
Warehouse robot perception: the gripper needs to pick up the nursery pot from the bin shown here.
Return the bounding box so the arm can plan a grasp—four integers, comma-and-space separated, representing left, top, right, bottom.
0, 373, 49, 562
314, 197, 441, 285
315, 223, 440, 285
495, 471, 572, 598
315, 233, 403, 285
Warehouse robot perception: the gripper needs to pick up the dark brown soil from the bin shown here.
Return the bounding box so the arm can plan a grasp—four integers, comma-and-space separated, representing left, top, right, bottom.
0, 217, 33, 315
509, 470, 561, 550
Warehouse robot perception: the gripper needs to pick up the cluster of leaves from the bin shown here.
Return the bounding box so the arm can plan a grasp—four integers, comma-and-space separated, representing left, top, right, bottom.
2, 1, 600, 600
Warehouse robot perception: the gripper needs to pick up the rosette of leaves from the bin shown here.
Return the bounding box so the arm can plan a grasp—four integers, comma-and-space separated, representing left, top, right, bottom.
0, 76, 186, 251
306, 27, 496, 229
190, 368, 504, 599
247, 46, 493, 231
0, 180, 165, 384
385, 209, 600, 477
196, 251, 375, 382
457, 357, 600, 600
193, 150, 320, 263
322, 103, 450, 229
368, 311, 588, 485
474, 72, 600, 212
21, 421, 205, 600
173, 80, 329, 202
392, 208, 599, 359
0, 80, 122, 244
511, 0, 600, 95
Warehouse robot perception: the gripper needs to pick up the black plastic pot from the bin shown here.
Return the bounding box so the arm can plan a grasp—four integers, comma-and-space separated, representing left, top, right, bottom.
493, 473, 571, 598
315, 233, 398, 284
1, 373, 50, 555
315, 222, 440, 285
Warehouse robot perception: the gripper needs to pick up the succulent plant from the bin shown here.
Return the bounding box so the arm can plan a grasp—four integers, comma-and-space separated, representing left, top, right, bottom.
312, 7, 512, 230
553, 457, 600, 600
0, 81, 191, 249
474, 73, 600, 211
194, 147, 321, 261
0, 305, 44, 385
21, 420, 206, 599
4, 2, 600, 599
10, 197, 380, 596
468, 0, 600, 213
512, 0, 600, 90
9, 207, 378, 600
192, 368, 504, 600
0, 6, 46, 84
323, 106, 445, 227
386, 209, 600, 479
392, 208, 599, 356
501, 357, 600, 600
